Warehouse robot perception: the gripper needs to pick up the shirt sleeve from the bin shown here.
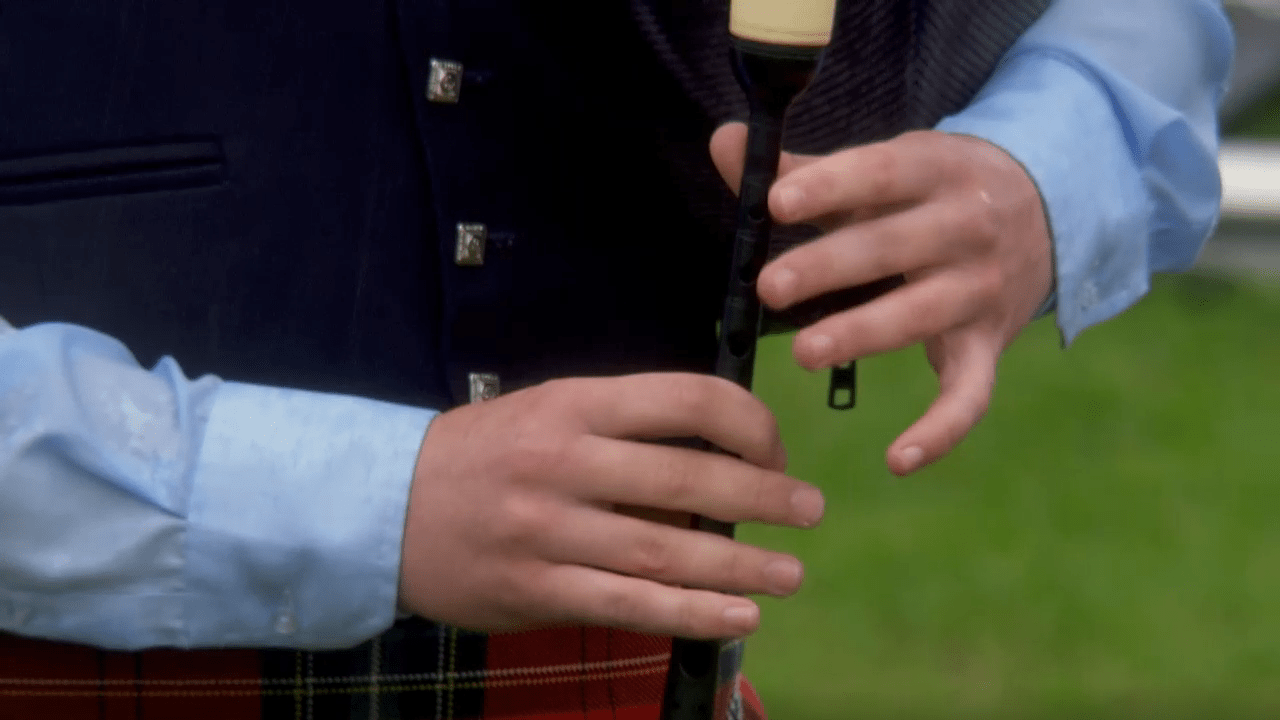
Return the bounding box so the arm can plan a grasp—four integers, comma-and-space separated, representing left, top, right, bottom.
935, 0, 1234, 345
0, 320, 436, 651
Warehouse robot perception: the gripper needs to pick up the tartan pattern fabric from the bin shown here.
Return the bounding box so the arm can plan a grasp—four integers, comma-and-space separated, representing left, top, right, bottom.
0, 622, 761, 720
0, 632, 262, 720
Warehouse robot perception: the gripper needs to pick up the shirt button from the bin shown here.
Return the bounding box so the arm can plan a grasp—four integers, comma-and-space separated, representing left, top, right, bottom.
273, 591, 297, 635
455, 223, 488, 266
427, 58, 464, 103
273, 610, 297, 635
469, 372, 500, 403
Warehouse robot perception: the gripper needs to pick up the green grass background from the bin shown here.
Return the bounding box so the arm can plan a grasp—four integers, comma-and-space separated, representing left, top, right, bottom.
741, 275, 1280, 718
737, 97, 1280, 718
1228, 84, 1280, 138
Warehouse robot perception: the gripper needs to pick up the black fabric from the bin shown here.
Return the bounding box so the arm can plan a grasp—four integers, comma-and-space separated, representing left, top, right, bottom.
0, 1, 1047, 717
0, 1, 450, 408
631, 0, 1051, 150
631, 0, 1051, 263
0, 0, 1049, 404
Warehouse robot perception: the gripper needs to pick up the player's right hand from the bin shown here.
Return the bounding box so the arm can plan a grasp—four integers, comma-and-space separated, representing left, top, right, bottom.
396, 373, 824, 640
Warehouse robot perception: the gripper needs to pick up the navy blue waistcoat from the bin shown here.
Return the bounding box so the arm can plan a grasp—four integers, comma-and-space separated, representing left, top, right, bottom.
0, 0, 1046, 410
0, 1, 1051, 715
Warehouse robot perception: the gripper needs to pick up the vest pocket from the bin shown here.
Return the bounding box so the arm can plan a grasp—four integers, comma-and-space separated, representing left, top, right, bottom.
0, 138, 225, 206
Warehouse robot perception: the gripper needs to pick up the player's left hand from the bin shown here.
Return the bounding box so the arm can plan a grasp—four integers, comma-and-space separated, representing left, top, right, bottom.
710, 123, 1054, 476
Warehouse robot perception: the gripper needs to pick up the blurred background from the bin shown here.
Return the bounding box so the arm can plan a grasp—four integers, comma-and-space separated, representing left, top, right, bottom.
740, 3, 1280, 717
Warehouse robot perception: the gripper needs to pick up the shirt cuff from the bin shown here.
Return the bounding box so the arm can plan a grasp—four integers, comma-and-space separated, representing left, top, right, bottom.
936, 49, 1153, 346
183, 382, 435, 650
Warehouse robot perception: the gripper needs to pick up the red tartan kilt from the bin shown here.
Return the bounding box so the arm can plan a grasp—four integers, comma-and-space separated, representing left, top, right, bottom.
0, 626, 766, 720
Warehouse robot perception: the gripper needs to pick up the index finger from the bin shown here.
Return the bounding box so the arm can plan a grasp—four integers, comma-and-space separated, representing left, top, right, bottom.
769, 132, 940, 225
563, 373, 787, 472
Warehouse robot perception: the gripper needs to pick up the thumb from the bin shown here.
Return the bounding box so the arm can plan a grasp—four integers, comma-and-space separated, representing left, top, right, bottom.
887, 334, 998, 476
709, 122, 813, 196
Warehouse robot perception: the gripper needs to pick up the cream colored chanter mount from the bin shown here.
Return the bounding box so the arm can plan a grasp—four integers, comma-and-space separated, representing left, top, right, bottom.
729, 0, 838, 47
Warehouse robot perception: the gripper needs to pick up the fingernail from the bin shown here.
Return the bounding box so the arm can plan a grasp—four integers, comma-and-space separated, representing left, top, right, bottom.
765, 559, 803, 595
769, 268, 797, 300
807, 335, 834, 367
901, 446, 925, 474
777, 186, 804, 218
723, 604, 759, 632
791, 487, 825, 527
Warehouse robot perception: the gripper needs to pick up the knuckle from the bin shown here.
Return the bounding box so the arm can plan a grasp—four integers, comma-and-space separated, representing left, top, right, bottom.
508, 428, 573, 483
954, 207, 983, 243
718, 547, 753, 589
938, 140, 969, 178
491, 561, 540, 614
793, 241, 833, 283
674, 598, 703, 637
852, 307, 894, 351
763, 414, 784, 461
654, 455, 698, 505
947, 386, 994, 445
629, 532, 676, 579
971, 371, 997, 423
746, 473, 778, 520
493, 493, 554, 547
947, 402, 989, 450
596, 586, 642, 627
801, 166, 842, 206
973, 264, 1005, 307
744, 403, 782, 458
757, 474, 799, 524
955, 199, 1000, 247
865, 231, 903, 279
864, 145, 900, 198
972, 393, 992, 424
671, 374, 722, 418
528, 378, 578, 417
534, 377, 566, 396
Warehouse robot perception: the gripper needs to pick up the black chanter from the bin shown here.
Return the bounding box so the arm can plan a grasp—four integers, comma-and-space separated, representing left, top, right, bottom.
659, 2, 838, 719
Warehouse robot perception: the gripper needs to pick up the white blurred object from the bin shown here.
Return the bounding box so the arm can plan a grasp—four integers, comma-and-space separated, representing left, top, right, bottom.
1219, 142, 1280, 219
1197, 141, 1280, 279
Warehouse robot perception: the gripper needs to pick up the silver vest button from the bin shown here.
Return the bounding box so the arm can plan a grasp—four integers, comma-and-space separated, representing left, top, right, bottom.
468, 372, 500, 403
427, 58, 463, 104
455, 223, 487, 266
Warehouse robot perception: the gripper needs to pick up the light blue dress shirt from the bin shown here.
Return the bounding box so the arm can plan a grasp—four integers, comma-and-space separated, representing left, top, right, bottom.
0, 0, 1233, 651
938, 0, 1233, 343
